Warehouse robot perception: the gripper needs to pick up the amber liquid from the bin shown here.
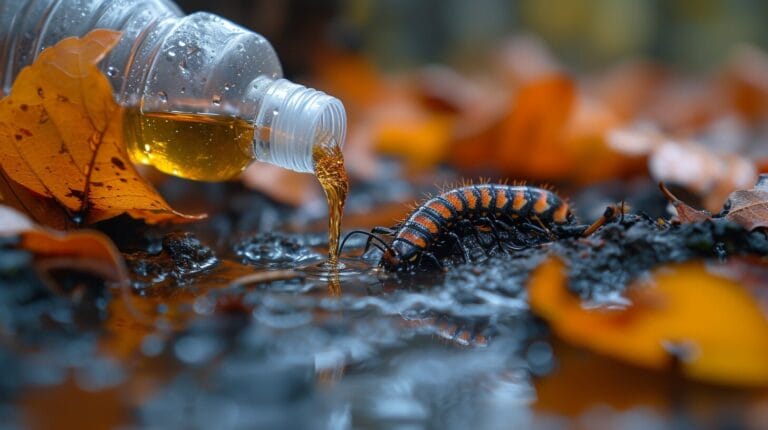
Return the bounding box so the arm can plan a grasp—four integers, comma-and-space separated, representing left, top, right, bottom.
124, 109, 349, 267
313, 142, 349, 267
124, 109, 256, 181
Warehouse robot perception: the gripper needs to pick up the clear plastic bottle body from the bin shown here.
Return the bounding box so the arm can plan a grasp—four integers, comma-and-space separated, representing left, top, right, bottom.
0, 0, 345, 175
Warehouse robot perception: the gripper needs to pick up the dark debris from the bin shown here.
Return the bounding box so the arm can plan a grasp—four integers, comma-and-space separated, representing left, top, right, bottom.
125, 232, 219, 291
554, 215, 768, 300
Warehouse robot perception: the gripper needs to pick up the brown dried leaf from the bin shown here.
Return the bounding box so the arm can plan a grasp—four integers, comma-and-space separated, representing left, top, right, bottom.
658, 182, 711, 223
724, 174, 768, 230
0, 29, 202, 227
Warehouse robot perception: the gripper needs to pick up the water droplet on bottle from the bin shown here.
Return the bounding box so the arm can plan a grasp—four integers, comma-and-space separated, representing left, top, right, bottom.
177, 41, 186, 48
212, 95, 222, 106
223, 83, 233, 91
166, 51, 176, 60
180, 87, 186, 94
106, 66, 118, 77
158, 91, 168, 103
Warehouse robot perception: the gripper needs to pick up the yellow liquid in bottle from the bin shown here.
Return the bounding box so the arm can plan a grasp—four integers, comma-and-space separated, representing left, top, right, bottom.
124, 108, 350, 267
313, 142, 349, 267
124, 109, 256, 181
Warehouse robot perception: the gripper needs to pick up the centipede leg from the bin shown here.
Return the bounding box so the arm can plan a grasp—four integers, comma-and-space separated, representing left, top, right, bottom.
476, 216, 506, 254
456, 219, 484, 249
491, 219, 526, 250
445, 231, 471, 263
513, 217, 554, 244
418, 252, 443, 270
530, 215, 556, 240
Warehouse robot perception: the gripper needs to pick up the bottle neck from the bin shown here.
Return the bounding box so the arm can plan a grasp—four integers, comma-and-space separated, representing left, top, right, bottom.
248, 78, 346, 173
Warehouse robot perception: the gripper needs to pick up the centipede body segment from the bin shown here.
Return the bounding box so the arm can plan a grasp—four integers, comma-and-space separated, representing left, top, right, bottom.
378, 184, 576, 270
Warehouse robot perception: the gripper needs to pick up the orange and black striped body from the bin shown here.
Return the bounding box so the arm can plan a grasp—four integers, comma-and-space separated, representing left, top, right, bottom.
384, 184, 574, 269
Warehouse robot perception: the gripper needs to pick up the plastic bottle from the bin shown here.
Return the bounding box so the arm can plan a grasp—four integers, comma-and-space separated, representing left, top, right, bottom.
0, 0, 346, 180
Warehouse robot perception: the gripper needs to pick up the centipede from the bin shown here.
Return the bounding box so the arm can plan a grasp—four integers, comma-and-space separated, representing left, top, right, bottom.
342, 183, 596, 271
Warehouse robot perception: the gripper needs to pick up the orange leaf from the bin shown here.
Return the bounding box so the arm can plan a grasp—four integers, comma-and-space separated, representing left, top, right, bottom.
529, 258, 768, 387
374, 113, 454, 170
0, 29, 202, 227
0, 204, 129, 286
498, 75, 575, 178
449, 74, 638, 183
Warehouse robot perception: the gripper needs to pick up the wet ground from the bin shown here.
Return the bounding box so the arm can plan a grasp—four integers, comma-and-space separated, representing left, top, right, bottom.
2, 177, 768, 429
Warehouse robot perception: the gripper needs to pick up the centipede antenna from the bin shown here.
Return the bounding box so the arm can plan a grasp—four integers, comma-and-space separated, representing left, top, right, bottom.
339, 230, 394, 255
581, 204, 618, 237
340, 230, 379, 253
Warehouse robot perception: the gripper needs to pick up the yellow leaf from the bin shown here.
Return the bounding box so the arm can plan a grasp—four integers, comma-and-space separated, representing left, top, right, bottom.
0, 29, 203, 226
529, 258, 768, 386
